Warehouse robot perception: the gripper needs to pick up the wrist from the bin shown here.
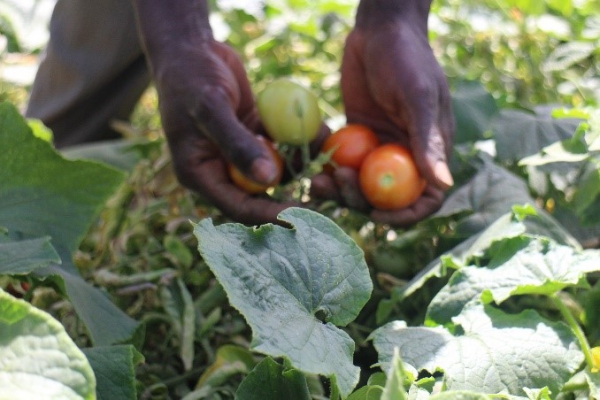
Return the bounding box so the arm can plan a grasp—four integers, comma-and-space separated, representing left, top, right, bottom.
355, 0, 432, 30
132, 0, 214, 66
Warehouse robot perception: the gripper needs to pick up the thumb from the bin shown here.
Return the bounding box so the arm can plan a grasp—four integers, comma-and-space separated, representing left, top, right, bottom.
191, 87, 280, 185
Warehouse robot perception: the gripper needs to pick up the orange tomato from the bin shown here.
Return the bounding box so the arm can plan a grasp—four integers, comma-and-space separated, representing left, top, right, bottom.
321, 124, 379, 171
359, 144, 426, 210
228, 136, 284, 194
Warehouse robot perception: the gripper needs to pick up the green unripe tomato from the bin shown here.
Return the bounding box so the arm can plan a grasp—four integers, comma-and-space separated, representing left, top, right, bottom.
257, 79, 322, 145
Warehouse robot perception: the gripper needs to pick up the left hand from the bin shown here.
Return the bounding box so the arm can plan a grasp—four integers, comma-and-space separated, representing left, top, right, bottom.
312, 20, 455, 226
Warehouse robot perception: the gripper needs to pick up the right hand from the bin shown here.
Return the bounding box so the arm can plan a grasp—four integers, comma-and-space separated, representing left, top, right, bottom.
150, 38, 294, 225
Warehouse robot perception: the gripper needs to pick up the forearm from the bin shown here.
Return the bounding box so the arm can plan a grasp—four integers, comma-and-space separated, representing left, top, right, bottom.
356, 0, 432, 30
132, 0, 213, 64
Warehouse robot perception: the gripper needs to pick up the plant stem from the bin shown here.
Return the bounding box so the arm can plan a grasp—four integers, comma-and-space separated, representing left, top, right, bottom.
553, 294, 595, 369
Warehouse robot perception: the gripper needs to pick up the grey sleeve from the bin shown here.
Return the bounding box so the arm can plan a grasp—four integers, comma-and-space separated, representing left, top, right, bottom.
25, 0, 151, 147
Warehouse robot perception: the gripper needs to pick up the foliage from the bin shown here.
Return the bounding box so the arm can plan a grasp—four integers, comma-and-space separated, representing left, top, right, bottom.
2, 0, 600, 399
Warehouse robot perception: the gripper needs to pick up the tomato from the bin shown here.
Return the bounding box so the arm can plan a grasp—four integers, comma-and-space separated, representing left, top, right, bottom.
321, 124, 379, 171
359, 144, 426, 210
228, 136, 284, 194
257, 79, 322, 145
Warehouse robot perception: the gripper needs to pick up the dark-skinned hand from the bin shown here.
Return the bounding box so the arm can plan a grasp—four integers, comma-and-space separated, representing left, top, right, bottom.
151, 38, 295, 225
312, 14, 455, 227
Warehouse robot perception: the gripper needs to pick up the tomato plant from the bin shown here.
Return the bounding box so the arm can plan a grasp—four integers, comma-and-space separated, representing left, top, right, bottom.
359, 144, 426, 210
321, 124, 379, 171
257, 78, 322, 145
228, 136, 284, 194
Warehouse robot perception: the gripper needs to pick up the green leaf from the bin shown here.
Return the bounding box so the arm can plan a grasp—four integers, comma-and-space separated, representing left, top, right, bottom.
27, 118, 53, 142
371, 303, 583, 397
0, 102, 140, 345
427, 238, 600, 324
82, 345, 144, 400
523, 387, 552, 400
434, 157, 535, 236
43, 265, 143, 347
543, 41, 596, 72
235, 357, 311, 400
451, 81, 499, 143
0, 288, 96, 399
0, 232, 60, 275
381, 348, 408, 400
400, 204, 578, 302
195, 345, 256, 390
492, 107, 582, 163
347, 385, 384, 400
194, 207, 372, 398
505, 0, 546, 14
586, 369, 600, 399
430, 392, 492, 400
0, 102, 125, 263
61, 139, 142, 172
573, 168, 600, 218
519, 139, 589, 167
161, 278, 196, 371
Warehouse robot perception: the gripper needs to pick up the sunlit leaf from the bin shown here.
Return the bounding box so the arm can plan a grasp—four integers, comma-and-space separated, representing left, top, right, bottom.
427, 237, 600, 324
0, 289, 96, 399
371, 303, 583, 397
194, 207, 372, 397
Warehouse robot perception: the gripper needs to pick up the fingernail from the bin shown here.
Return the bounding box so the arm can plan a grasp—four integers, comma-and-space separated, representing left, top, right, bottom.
434, 161, 454, 189
251, 158, 278, 185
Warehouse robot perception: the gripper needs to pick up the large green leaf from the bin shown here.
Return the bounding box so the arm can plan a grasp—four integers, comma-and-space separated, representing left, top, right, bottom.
0, 289, 96, 399
492, 107, 582, 163
0, 231, 60, 275
371, 303, 583, 397
0, 102, 140, 345
194, 207, 373, 398
0, 102, 124, 264
398, 205, 579, 303
427, 237, 600, 324
82, 345, 144, 400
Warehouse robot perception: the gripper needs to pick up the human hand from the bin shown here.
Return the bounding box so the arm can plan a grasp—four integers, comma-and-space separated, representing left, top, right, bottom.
312, 6, 455, 227
148, 37, 292, 224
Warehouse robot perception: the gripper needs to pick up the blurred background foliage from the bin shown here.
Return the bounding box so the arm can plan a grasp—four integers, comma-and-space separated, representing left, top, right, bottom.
2, 1, 600, 397
2, 0, 599, 117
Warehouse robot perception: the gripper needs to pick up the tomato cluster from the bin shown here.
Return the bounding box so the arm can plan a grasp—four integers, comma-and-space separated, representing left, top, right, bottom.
322, 124, 426, 210
228, 79, 426, 211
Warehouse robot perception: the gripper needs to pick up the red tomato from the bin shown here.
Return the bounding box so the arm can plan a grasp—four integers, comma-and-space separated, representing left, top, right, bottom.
228, 136, 284, 194
359, 144, 426, 210
321, 124, 379, 171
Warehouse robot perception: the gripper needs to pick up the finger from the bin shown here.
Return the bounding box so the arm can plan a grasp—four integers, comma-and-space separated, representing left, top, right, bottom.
399, 56, 454, 191
310, 173, 343, 202
189, 86, 279, 186
212, 42, 260, 131
180, 156, 296, 225
333, 167, 370, 212
370, 185, 444, 227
